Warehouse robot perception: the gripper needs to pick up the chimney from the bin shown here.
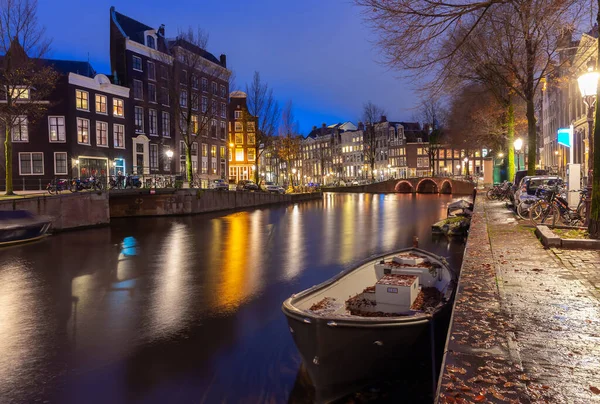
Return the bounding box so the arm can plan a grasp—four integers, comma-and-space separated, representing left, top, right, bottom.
380, 115, 387, 123
322, 123, 326, 128
158, 24, 165, 37
358, 121, 364, 131
312, 126, 317, 131
220, 54, 227, 68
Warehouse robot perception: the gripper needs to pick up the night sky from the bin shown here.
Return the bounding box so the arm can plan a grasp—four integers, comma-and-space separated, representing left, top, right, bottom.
38, 0, 418, 134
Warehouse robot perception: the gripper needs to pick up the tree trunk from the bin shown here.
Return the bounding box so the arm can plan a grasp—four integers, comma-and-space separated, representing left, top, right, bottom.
525, 97, 537, 175
185, 142, 193, 186
589, 0, 600, 239
506, 99, 516, 181
254, 146, 261, 185
5, 126, 13, 195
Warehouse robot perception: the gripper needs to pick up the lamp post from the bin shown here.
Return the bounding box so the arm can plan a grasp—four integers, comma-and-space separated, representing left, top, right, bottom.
291, 168, 297, 187
463, 157, 469, 176
165, 149, 173, 173
514, 138, 523, 172
577, 62, 599, 226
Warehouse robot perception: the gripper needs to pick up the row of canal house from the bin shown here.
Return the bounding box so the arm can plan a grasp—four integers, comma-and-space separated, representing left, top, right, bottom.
1, 7, 232, 190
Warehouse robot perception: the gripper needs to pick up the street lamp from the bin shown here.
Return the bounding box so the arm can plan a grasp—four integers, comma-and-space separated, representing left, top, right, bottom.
463, 157, 469, 176
165, 149, 173, 173
498, 152, 504, 158
291, 168, 297, 187
514, 138, 523, 171
578, 61, 599, 226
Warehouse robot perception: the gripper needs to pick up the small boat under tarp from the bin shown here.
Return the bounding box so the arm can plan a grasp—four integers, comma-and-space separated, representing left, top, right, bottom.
282, 248, 456, 402
0, 210, 52, 246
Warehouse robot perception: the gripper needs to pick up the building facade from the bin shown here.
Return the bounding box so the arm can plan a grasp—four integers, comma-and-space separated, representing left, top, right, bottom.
110, 7, 230, 182
228, 91, 258, 183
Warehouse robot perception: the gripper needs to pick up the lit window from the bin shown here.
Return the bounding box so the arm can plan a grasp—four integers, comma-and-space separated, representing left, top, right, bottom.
202, 143, 208, 157
247, 122, 255, 132
235, 133, 243, 144
248, 133, 256, 145
11, 116, 28, 142
113, 98, 124, 117
54, 152, 67, 175
211, 145, 217, 157
48, 116, 65, 142
19, 152, 43, 175
95, 94, 107, 114
191, 114, 199, 134
248, 148, 256, 161
235, 148, 244, 161
96, 121, 108, 146
220, 146, 226, 158
235, 122, 243, 132
76, 89, 89, 110
77, 118, 90, 144
114, 124, 125, 148
132, 55, 143, 71
9, 86, 29, 100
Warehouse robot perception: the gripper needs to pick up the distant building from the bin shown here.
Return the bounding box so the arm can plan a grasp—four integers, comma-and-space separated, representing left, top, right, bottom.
228, 91, 258, 183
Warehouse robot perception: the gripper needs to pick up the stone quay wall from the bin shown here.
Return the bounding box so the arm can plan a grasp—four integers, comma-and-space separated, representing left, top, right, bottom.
109, 189, 322, 218
0, 192, 109, 231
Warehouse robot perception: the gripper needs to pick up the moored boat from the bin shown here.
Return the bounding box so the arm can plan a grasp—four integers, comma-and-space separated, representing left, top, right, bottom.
282, 247, 456, 402
0, 210, 52, 246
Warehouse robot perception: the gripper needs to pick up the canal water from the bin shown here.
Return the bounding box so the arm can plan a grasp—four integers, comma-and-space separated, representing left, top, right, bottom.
0, 193, 466, 403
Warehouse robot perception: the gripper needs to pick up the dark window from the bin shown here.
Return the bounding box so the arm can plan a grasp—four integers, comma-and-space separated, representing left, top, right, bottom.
147, 61, 156, 80
135, 106, 144, 133
148, 83, 157, 103
132, 55, 143, 71
192, 75, 198, 89
146, 35, 156, 49
150, 144, 158, 170
133, 80, 143, 100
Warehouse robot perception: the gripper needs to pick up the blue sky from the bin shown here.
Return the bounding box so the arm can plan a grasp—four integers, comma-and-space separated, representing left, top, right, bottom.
38, 0, 419, 134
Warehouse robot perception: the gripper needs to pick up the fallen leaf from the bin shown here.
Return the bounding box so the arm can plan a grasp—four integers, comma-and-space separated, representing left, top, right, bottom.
447, 365, 467, 375
474, 395, 486, 402
591, 386, 600, 394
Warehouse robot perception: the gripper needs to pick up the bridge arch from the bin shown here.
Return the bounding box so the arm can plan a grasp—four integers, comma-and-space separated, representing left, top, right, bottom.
416, 178, 438, 194
439, 180, 452, 194
394, 180, 414, 193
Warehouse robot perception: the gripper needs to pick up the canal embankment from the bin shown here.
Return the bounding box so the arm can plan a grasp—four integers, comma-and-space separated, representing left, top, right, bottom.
109, 189, 322, 218
0, 191, 109, 231
436, 197, 600, 403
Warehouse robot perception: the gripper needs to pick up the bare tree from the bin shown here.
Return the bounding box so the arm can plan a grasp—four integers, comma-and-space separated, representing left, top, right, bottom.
277, 100, 301, 189
245, 71, 280, 184
161, 28, 229, 185
362, 101, 386, 181
0, 0, 58, 195
589, 0, 600, 238
415, 97, 448, 176
356, 0, 585, 175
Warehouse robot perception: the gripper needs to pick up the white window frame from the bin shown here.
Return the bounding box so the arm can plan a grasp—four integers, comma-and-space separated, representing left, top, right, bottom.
180, 89, 188, 107
201, 96, 208, 113
220, 102, 226, 118
133, 79, 143, 100
76, 89, 89, 111
162, 111, 170, 137
113, 98, 124, 118
48, 116, 66, 143
114, 124, 125, 149
95, 94, 108, 115
147, 61, 156, 81
201, 77, 208, 92
150, 143, 159, 170
54, 152, 68, 175
234, 110, 241, 119
148, 83, 157, 103
18, 152, 44, 175
96, 121, 109, 147
220, 84, 226, 98
132, 55, 143, 72
11, 115, 28, 142
134, 106, 144, 133
77, 117, 90, 145
149, 109, 158, 136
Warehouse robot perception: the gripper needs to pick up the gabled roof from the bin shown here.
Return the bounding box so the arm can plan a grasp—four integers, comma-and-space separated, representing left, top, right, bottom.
168, 38, 222, 66
112, 9, 154, 45
42, 59, 96, 77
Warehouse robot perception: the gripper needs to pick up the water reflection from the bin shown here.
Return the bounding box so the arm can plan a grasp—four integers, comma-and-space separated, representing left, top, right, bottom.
0, 193, 466, 403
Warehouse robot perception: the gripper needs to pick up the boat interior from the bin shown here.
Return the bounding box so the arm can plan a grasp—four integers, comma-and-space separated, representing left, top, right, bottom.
292, 249, 453, 317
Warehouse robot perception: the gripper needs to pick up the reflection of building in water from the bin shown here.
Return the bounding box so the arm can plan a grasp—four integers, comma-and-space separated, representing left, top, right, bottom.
149, 223, 193, 337
283, 204, 305, 280
218, 213, 249, 310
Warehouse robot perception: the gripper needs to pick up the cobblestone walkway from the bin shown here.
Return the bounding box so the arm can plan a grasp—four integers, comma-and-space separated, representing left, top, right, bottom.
437, 198, 600, 404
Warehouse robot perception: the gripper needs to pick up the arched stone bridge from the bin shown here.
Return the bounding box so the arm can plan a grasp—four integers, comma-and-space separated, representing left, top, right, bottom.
325, 178, 475, 195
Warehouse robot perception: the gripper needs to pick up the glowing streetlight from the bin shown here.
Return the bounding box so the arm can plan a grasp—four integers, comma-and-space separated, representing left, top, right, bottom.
165, 150, 174, 158
291, 168, 297, 174
514, 138, 523, 171
229, 142, 234, 148
498, 152, 504, 158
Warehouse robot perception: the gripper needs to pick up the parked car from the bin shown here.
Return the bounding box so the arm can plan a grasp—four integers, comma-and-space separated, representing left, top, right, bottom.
262, 181, 285, 194
351, 180, 360, 186
514, 176, 562, 205
210, 179, 230, 191
236, 180, 259, 191
510, 169, 548, 204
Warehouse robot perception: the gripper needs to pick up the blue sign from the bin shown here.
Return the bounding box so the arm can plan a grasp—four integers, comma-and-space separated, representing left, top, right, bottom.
557, 128, 572, 148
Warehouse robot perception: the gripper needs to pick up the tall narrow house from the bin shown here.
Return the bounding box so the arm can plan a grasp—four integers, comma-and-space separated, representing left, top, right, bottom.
110, 7, 230, 182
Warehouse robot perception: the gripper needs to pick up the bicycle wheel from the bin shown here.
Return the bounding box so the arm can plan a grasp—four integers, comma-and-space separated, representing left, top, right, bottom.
517, 201, 531, 220
577, 202, 587, 223
529, 200, 552, 225
486, 189, 497, 200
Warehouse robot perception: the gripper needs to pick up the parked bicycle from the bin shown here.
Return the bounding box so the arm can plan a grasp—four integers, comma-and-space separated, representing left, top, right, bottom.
70, 176, 104, 192
529, 186, 587, 227
486, 181, 513, 201
46, 178, 70, 195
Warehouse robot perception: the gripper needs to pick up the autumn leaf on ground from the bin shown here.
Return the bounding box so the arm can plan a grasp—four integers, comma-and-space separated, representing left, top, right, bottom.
447, 365, 467, 375
591, 386, 600, 394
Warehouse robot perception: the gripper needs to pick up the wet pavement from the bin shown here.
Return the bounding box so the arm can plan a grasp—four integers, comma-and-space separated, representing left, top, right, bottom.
438, 198, 600, 403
